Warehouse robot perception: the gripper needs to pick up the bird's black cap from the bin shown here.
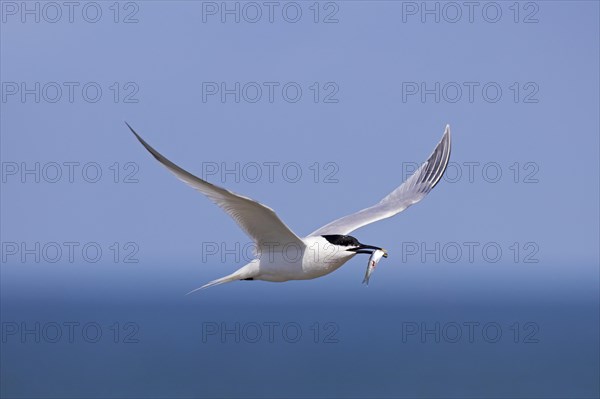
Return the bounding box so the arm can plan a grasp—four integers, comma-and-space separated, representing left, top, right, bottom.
321, 235, 360, 247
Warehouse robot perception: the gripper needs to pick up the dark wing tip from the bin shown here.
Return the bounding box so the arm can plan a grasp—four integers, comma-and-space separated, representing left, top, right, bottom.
124, 122, 164, 163
124, 121, 143, 143
429, 125, 452, 190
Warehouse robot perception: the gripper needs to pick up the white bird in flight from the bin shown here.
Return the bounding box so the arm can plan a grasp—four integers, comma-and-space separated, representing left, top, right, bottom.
126, 123, 451, 293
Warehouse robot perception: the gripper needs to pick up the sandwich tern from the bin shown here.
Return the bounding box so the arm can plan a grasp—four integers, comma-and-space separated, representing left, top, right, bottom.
126, 123, 451, 292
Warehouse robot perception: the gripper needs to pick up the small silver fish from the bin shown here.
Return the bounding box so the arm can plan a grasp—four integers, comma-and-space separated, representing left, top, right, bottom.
362, 249, 387, 285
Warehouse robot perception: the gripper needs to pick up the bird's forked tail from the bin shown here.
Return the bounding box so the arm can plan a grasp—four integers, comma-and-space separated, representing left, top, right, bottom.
186, 266, 254, 295
186, 273, 240, 295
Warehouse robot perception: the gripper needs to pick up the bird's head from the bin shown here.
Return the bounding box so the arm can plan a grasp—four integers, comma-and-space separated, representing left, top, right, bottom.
321, 235, 388, 258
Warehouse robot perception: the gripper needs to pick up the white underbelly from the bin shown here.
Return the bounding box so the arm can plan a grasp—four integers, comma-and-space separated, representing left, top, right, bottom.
254, 238, 355, 281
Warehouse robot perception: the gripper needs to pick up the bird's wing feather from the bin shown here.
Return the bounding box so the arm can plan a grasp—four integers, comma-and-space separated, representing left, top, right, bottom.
126, 123, 305, 252
310, 125, 451, 236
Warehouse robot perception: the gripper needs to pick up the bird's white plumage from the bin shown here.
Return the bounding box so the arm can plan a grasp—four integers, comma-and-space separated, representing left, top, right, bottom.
310, 125, 451, 236
125, 123, 304, 252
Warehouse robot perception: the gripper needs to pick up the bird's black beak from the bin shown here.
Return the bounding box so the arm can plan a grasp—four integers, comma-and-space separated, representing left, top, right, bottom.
347, 244, 388, 258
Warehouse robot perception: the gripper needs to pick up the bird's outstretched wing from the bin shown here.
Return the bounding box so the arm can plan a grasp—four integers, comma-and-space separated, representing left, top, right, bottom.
126, 123, 305, 252
310, 125, 451, 236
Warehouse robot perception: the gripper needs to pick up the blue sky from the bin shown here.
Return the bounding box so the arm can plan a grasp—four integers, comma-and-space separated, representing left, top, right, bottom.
1, 1, 599, 397
2, 1, 598, 279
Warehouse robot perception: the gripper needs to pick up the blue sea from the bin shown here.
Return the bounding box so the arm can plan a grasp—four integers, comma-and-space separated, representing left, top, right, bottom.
2, 262, 598, 398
